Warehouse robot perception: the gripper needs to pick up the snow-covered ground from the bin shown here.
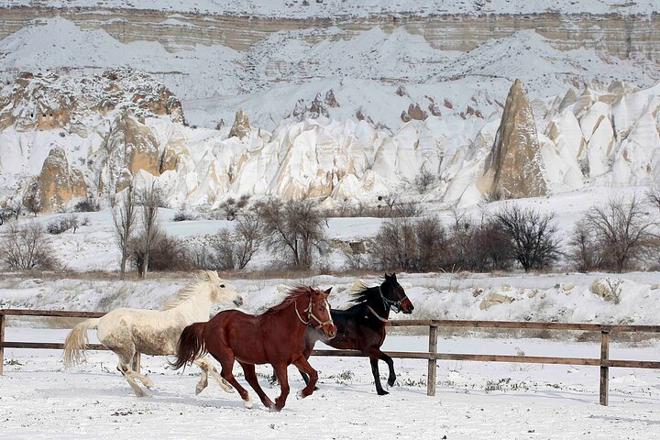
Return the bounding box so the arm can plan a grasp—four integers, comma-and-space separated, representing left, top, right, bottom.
1, 330, 659, 439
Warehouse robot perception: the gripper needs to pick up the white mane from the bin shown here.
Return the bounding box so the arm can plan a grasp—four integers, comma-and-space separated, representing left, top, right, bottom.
163, 271, 218, 310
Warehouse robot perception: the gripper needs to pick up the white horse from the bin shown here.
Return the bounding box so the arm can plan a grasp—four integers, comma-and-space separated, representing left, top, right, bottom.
63, 271, 243, 397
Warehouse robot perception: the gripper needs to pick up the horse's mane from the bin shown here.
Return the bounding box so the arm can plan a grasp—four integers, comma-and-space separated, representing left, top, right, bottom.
162, 272, 216, 310
262, 286, 313, 315
349, 280, 381, 304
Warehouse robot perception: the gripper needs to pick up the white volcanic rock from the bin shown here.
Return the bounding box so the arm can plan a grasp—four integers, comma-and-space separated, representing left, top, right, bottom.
0, 69, 658, 211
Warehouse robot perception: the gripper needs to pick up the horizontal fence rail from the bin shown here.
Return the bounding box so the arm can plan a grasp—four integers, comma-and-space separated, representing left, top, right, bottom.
2, 309, 659, 406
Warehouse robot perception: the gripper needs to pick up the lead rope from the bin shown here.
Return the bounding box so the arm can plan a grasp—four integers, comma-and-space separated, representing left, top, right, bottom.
366, 305, 389, 323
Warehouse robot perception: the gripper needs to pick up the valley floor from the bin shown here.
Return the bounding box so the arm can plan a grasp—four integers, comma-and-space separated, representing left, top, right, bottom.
1, 331, 659, 439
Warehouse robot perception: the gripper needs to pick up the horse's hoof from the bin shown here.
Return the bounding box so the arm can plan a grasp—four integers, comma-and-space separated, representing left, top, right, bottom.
387, 379, 396, 387
243, 398, 253, 409
377, 390, 389, 396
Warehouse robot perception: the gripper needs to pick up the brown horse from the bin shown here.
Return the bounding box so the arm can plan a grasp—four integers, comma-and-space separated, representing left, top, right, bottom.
172, 286, 336, 411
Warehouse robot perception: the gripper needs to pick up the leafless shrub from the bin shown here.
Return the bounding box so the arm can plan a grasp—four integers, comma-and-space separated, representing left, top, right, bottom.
0, 199, 21, 225
414, 168, 436, 193
73, 196, 100, 212
258, 199, 325, 269
113, 184, 137, 279
368, 217, 448, 271
648, 187, 660, 212
568, 220, 603, 272
173, 205, 196, 222
200, 213, 263, 271
448, 218, 514, 272
1, 222, 59, 270
493, 205, 561, 272
582, 197, 658, 271
47, 214, 79, 235
130, 233, 190, 273
23, 182, 41, 217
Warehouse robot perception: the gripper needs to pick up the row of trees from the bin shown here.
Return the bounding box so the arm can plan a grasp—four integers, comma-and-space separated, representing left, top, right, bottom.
2, 189, 657, 274
366, 196, 658, 273
111, 190, 327, 277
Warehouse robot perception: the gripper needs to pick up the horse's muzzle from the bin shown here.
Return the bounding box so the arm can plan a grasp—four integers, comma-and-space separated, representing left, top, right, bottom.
233, 296, 244, 307
401, 298, 414, 314
322, 323, 337, 340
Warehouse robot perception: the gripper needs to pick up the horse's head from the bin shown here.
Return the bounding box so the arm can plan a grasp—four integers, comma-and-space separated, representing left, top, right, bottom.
204, 271, 243, 307
307, 287, 337, 339
381, 273, 414, 314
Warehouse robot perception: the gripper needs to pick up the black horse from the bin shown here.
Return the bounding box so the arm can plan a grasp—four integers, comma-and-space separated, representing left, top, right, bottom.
272, 273, 414, 395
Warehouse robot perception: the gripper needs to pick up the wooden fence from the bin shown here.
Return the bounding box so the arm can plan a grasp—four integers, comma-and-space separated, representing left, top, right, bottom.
2, 308, 660, 406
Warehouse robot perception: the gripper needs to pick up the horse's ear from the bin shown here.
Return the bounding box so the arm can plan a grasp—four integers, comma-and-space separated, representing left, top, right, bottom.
323, 287, 332, 296
391, 273, 397, 280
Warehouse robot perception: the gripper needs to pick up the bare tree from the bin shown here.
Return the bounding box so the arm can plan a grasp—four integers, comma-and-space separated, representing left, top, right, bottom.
234, 212, 262, 269
113, 184, 137, 279
567, 220, 602, 272
648, 187, 660, 212
583, 197, 657, 271
137, 182, 161, 278
414, 167, 436, 193
368, 217, 447, 271
1, 222, 59, 270
23, 182, 41, 217
258, 199, 325, 269
493, 205, 561, 272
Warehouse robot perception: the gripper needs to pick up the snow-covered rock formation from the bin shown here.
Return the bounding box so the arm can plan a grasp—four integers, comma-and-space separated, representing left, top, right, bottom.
0, 69, 657, 212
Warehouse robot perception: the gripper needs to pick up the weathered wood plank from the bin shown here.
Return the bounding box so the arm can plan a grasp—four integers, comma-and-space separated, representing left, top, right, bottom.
427, 325, 438, 397
0, 314, 5, 376
1, 342, 108, 350
600, 330, 609, 406
0, 309, 106, 318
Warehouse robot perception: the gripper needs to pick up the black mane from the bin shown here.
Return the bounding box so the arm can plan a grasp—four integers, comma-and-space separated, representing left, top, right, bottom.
350, 282, 382, 305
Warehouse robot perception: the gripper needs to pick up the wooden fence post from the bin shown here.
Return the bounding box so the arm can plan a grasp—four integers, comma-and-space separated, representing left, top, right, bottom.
0, 313, 5, 376
600, 330, 609, 406
427, 324, 438, 396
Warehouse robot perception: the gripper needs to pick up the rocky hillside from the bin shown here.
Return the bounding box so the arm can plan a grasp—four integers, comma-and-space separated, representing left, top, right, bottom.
0, 68, 657, 212
0, 2, 657, 212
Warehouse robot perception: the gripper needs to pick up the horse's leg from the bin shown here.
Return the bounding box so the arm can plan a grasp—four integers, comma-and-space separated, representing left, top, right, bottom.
207, 363, 233, 392
367, 348, 388, 395
192, 359, 209, 395
215, 352, 252, 408
291, 356, 318, 398
377, 350, 396, 387
272, 362, 290, 412
112, 346, 147, 397
239, 362, 274, 409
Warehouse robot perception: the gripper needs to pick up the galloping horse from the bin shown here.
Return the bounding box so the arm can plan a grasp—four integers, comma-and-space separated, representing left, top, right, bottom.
273, 273, 414, 395
63, 271, 243, 397
172, 286, 337, 411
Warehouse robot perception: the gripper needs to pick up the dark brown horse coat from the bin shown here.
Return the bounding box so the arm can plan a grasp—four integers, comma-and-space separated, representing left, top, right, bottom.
173, 286, 336, 411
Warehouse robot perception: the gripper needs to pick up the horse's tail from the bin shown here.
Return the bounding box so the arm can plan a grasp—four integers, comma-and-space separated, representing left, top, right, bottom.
63, 318, 99, 368
171, 322, 207, 371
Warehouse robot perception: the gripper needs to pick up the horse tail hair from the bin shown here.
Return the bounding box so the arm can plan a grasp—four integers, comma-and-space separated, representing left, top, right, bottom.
171, 322, 207, 371
63, 318, 99, 368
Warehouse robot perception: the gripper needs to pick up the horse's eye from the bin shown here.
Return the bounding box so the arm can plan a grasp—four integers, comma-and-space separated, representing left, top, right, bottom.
220, 284, 225, 288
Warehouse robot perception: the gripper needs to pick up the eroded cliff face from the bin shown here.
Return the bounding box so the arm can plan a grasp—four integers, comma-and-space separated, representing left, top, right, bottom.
0, 8, 658, 62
